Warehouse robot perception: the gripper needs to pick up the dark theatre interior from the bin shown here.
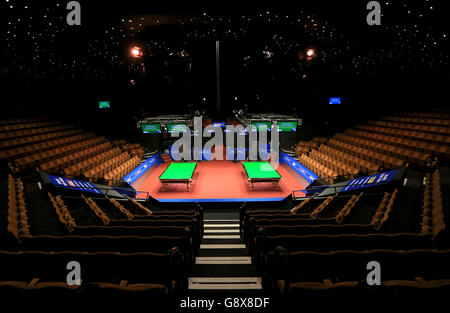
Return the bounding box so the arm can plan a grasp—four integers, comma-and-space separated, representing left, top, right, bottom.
1, 0, 449, 309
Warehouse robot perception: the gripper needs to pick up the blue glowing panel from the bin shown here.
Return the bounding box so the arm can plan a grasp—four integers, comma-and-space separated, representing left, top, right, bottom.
329, 97, 341, 105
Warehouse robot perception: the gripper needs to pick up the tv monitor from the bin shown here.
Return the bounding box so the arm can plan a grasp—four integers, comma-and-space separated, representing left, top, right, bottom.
141, 123, 161, 134
98, 101, 110, 109
251, 121, 272, 131
329, 97, 341, 105
167, 123, 187, 133
277, 121, 298, 132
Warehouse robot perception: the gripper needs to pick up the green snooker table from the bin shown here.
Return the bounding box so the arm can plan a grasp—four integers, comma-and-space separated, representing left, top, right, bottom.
159, 162, 197, 191
242, 161, 281, 190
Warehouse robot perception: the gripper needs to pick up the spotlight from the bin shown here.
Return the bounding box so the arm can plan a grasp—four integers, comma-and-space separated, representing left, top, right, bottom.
131, 46, 142, 58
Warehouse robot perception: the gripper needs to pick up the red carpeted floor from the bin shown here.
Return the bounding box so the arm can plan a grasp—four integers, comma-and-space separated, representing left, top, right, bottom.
133, 160, 306, 201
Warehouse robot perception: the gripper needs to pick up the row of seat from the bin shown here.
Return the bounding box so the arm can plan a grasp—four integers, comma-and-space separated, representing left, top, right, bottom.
287, 279, 450, 298
16, 137, 106, 169
335, 192, 363, 224
290, 197, 313, 214
270, 248, 450, 294
401, 112, 450, 119
319, 144, 379, 173
368, 120, 450, 135
0, 124, 72, 140
40, 142, 112, 173
333, 133, 429, 166
297, 136, 405, 183
295, 145, 310, 156
370, 191, 391, 228
294, 113, 448, 184
346, 128, 450, 159
84, 151, 130, 179
11, 200, 199, 261
128, 198, 153, 216
0, 117, 45, 126
245, 195, 387, 234
0, 280, 169, 298
374, 188, 397, 231
103, 156, 140, 184
45, 195, 198, 262
309, 149, 359, 176
59, 195, 200, 225
244, 193, 399, 263
14, 235, 188, 254
295, 139, 320, 156
328, 138, 404, 168
243, 198, 347, 251
7, 175, 30, 240
48, 192, 76, 232
0, 132, 94, 160
0, 128, 84, 149
106, 196, 134, 220
56, 195, 202, 253
112, 139, 127, 146
47, 194, 200, 257
381, 115, 450, 127
312, 137, 328, 144
357, 123, 450, 145
81, 195, 111, 226
257, 233, 433, 260
299, 154, 337, 183
114, 142, 144, 159
421, 170, 446, 239
128, 147, 144, 159
0, 250, 183, 293
309, 195, 338, 219
63, 147, 122, 176
123, 143, 141, 151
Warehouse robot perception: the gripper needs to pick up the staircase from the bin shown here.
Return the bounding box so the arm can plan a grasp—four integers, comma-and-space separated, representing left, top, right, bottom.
188, 212, 262, 291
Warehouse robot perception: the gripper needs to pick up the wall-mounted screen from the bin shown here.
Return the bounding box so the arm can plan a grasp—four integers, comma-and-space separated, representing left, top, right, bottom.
277, 121, 298, 132
329, 97, 341, 105
99, 101, 110, 109
141, 123, 162, 134
167, 123, 188, 133
251, 121, 272, 131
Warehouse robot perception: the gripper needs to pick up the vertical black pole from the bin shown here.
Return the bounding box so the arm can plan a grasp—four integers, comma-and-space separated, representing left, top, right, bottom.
215, 40, 220, 112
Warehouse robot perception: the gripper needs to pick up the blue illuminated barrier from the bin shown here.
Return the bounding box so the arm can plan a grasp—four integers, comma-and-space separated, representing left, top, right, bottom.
295, 169, 400, 198
122, 153, 162, 185
47, 174, 103, 194
340, 169, 398, 192
280, 152, 319, 185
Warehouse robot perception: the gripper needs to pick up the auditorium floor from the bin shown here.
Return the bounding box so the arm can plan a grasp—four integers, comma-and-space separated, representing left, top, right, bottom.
133, 160, 307, 202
